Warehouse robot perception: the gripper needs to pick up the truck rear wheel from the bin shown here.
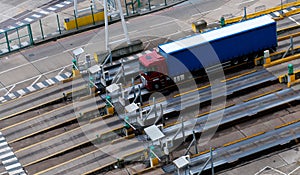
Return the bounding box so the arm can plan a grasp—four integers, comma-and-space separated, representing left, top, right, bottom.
153, 83, 160, 90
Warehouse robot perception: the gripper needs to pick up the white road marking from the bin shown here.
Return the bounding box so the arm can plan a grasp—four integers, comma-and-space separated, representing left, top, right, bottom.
47, 7, 57, 11
150, 20, 176, 28
55, 4, 65, 8
31, 75, 42, 86
7, 25, 14, 29
58, 67, 66, 75
191, 7, 222, 17
27, 86, 35, 92
24, 18, 33, 22
16, 21, 25, 26
32, 14, 42, 18
236, 0, 256, 5
273, 11, 280, 17
63, 1, 72, 5
17, 89, 26, 95
39, 10, 50, 15
289, 16, 300, 25
291, 7, 297, 10
283, 9, 288, 13
4, 84, 15, 96
36, 82, 46, 88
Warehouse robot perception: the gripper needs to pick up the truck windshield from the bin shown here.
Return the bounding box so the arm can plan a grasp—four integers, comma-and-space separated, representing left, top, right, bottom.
139, 63, 157, 72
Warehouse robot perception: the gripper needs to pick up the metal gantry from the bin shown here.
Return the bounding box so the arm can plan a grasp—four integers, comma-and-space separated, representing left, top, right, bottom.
102, 0, 131, 51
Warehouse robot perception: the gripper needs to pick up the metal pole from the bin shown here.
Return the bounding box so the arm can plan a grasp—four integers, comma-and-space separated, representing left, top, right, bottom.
91, 5, 95, 25
4, 31, 10, 52
125, 0, 129, 16
116, 0, 131, 44
281, 0, 283, 14
103, 0, 109, 51
27, 24, 34, 45
165, 0, 167, 6
39, 19, 44, 40
148, 0, 151, 10
193, 131, 198, 154
73, 10, 79, 29
16, 28, 21, 47
56, 14, 61, 34
131, 0, 135, 14
74, 0, 78, 17
210, 147, 214, 175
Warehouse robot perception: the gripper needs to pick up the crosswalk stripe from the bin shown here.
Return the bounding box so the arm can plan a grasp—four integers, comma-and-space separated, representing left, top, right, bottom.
17, 89, 26, 96
47, 7, 57, 11
273, 11, 280, 17
24, 18, 33, 22
32, 14, 42, 18
27, 86, 35, 92
2, 157, 17, 165
16, 21, 25, 26
0, 152, 14, 160
39, 10, 49, 15
5, 162, 21, 171
9, 168, 25, 175
55, 75, 64, 81
36, 82, 46, 88
63, 1, 72, 4
55, 4, 64, 8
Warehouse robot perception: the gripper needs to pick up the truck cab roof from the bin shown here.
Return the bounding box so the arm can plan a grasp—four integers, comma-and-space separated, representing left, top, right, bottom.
139, 51, 165, 67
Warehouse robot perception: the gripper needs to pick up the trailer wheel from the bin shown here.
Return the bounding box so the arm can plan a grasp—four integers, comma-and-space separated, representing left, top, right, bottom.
232, 59, 239, 65
153, 83, 160, 90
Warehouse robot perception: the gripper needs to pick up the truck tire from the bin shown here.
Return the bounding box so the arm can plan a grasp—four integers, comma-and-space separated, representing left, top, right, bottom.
153, 83, 160, 90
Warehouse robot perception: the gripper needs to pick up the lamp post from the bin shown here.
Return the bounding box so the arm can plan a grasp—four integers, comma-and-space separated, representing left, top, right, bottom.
281, 0, 283, 14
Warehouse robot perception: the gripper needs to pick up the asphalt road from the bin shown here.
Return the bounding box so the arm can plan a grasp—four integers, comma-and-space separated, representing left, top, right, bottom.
0, 0, 292, 96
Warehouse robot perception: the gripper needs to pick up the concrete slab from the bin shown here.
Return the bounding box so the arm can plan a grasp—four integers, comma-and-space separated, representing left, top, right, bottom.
279, 147, 300, 164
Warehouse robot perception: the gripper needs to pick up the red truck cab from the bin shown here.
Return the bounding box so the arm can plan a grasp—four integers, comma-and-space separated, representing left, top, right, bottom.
139, 51, 170, 90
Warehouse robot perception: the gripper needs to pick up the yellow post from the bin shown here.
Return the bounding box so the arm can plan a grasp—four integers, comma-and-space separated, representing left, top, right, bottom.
72, 69, 81, 77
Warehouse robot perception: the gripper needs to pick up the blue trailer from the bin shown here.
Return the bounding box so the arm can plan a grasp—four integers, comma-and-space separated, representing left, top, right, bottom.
139, 15, 277, 90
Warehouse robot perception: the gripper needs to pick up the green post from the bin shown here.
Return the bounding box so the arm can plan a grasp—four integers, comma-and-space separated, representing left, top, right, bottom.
106, 96, 112, 107
90, 5, 95, 25
89, 76, 94, 88
56, 14, 61, 34
16, 28, 21, 47
39, 19, 44, 40
4, 31, 10, 52
148, 0, 151, 10
138, 0, 141, 8
72, 59, 77, 70
27, 24, 34, 45
220, 16, 225, 27
164, 0, 167, 6
131, 0, 135, 14
125, 0, 129, 16
124, 116, 130, 129
149, 145, 155, 158
73, 10, 79, 29
288, 64, 294, 75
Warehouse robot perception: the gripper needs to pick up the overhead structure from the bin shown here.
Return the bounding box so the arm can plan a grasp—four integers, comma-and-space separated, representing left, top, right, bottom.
74, 0, 98, 17
102, 0, 131, 51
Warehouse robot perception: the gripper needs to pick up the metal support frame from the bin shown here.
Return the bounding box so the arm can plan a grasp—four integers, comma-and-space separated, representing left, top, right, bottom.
74, 0, 97, 17
197, 147, 214, 175
282, 36, 294, 59
103, 0, 131, 51
184, 131, 198, 155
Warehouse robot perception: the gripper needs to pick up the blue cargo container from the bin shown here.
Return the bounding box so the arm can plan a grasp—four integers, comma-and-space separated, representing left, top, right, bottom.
158, 15, 277, 78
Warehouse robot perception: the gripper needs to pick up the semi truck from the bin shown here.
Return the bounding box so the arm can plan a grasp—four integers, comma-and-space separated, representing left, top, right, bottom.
139, 15, 278, 90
